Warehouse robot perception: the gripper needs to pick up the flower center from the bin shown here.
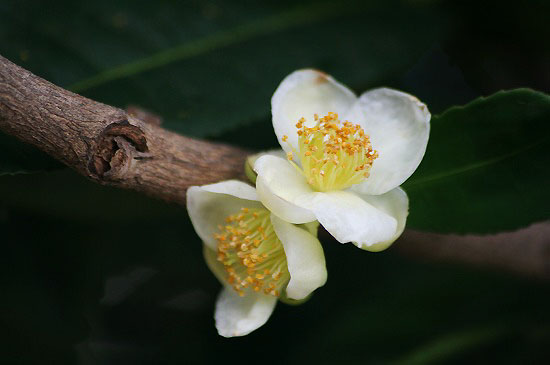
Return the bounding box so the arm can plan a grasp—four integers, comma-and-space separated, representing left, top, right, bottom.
283, 112, 378, 192
214, 207, 289, 297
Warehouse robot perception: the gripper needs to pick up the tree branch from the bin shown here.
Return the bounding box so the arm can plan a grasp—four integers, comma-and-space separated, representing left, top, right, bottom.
1, 54, 548, 280
0, 55, 248, 205
395, 222, 550, 281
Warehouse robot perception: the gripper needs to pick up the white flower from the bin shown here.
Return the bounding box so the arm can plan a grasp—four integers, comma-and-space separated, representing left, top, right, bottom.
186, 180, 327, 337
253, 69, 430, 252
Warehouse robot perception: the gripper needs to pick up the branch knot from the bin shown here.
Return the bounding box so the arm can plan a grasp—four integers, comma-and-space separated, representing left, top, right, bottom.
89, 119, 149, 179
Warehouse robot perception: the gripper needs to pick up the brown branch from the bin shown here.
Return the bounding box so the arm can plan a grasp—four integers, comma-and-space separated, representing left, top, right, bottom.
1, 54, 548, 280
394, 221, 550, 281
0, 55, 248, 205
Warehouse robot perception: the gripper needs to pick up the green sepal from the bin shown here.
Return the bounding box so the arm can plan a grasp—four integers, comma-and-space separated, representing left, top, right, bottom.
279, 290, 312, 306
244, 155, 258, 184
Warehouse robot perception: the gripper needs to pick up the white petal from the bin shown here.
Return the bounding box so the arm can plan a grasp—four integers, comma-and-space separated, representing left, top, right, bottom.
245, 149, 287, 184
310, 190, 397, 247
353, 187, 409, 252
271, 214, 327, 300
346, 88, 430, 195
214, 287, 277, 337
299, 221, 320, 237
247, 149, 287, 165
203, 245, 227, 286
254, 155, 316, 224
186, 180, 262, 250
272, 69, 357, 155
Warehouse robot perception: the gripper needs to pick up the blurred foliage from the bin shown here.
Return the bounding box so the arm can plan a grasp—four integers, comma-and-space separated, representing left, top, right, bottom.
0, 170, 182, 222
404, 89, 550, 233
1, 0, 550, 363
0, 133, 62, 176
1, 207, 549, 364
0, 0, 448, 137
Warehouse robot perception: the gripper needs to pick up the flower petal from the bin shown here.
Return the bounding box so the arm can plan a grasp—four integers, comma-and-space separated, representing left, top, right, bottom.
299, 221, 320, 237
247, 149, 287, 165
214, 287, 277, 337
186, 180, 262, 250
353, 187, 409, 252
346, 88, 430, 195
254, 155, 316, 224
271, 214, 327, 300
245, 149, 287, 184
272, 69, 356, 155
310, 190, 398, 247
203, 245, 227, 286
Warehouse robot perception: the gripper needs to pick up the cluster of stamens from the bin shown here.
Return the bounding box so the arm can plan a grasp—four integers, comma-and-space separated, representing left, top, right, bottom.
214, 208, 289, 297
283, 112, 378, 192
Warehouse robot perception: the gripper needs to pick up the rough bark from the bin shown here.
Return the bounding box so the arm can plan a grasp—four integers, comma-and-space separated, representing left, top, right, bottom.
0, 55, 248, 205
1, 54, 548, 280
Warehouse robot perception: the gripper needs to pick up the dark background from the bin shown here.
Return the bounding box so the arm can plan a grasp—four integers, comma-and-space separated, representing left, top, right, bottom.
0, 0, 549, 363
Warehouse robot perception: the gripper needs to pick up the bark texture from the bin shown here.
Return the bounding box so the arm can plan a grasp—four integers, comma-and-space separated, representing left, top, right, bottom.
0, 55, 248, 205
1, 54, 548, 280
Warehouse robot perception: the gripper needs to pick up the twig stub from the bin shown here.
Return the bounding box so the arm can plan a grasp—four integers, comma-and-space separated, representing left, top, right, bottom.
89, 119, 149, 178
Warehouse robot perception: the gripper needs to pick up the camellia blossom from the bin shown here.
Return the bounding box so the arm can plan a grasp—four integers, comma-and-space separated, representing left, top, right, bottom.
254, 69, 431, 251
186, 180, 327, 337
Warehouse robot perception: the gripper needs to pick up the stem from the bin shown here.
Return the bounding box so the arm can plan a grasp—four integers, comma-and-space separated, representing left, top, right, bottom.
0, 54, 248, 205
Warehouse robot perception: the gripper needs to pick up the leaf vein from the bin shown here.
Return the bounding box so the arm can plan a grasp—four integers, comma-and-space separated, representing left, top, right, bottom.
68, 2, 351, 92
405, 136, 548, 190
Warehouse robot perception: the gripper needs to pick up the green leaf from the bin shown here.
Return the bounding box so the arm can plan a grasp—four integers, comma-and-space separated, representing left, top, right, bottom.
0, 132, 63, 176
0, 0, 448, 138
404, 89, 550, 233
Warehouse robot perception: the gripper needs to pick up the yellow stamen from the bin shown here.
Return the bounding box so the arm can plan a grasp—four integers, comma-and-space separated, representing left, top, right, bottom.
284, 112, 378, 191
214, 208, 290, 297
